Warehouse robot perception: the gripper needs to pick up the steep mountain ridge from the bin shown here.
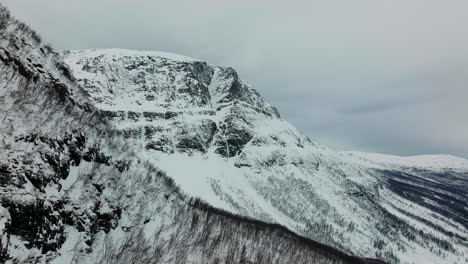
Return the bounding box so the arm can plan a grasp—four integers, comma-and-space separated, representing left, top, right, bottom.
61, 49, 468, 264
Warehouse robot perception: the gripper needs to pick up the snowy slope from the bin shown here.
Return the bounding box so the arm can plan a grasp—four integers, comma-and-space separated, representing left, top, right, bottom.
344, 152, 468, 173
60, 48, 468, 264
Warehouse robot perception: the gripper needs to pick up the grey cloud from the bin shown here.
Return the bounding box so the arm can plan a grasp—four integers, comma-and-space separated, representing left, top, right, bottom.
2, 0, 467, 157
338, 100, 416, 115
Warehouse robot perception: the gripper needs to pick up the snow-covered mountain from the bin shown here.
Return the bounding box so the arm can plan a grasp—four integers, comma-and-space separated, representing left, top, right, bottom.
1, 4, 467, 264
58, 49, 467, 264
0, 6, 383, 264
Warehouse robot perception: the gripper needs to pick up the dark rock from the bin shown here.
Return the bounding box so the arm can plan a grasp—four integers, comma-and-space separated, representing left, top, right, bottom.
143, 111, 165, 121
215, 123, 252, 158
2, 200, 68, 254
115, 160, 131, 172
176, 119, 217, 153
176, 138, 205, 152
92, 183, 105, 194
83, 145, 110, 165
164, 111, 178, 119
146, 137, 172, 153
127, 111, 140, 121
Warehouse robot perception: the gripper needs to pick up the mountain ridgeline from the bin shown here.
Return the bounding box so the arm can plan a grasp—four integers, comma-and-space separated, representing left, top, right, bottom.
1, 4, 467, 264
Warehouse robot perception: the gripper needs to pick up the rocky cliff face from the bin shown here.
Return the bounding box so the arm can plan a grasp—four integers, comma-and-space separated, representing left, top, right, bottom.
0, 4, 467, 264
62, 49, 279, 158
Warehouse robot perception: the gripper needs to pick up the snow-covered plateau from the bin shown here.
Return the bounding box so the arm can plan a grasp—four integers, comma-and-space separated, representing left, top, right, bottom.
0, 4, 467, 264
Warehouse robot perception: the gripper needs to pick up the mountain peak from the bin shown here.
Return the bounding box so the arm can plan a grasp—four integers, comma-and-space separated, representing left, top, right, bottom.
64, 48, 198, 62
62, 49, 279, 118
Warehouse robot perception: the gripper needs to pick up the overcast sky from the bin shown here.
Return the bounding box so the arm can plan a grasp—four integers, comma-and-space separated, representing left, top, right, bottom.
3, 0, 467, 157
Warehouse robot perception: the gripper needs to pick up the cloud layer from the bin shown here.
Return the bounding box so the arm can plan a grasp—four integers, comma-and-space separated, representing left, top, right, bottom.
3, 0, 467, 157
